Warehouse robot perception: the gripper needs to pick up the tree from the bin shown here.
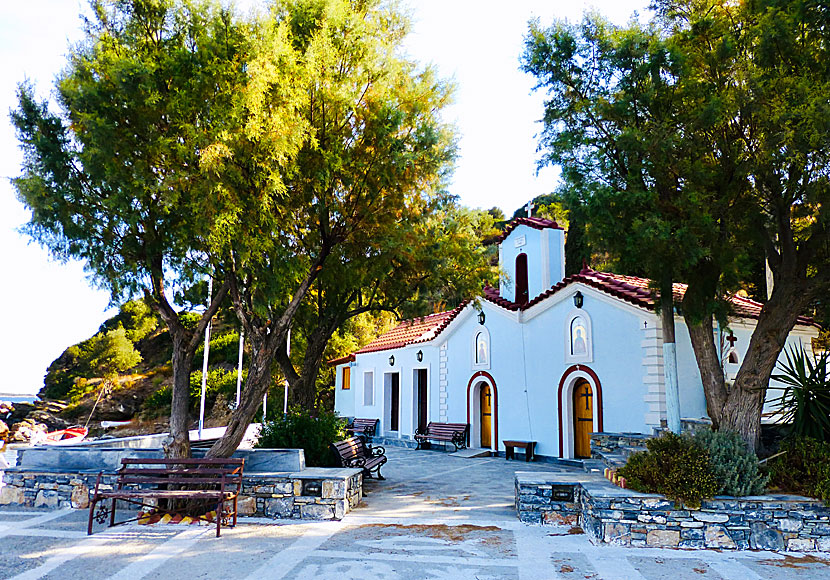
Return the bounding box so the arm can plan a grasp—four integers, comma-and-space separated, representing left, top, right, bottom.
277, 201, 495, 411
523, 0, 830, 450
12, 0, 281, 457
522, 14, 699, 433
204, 0, 471, 457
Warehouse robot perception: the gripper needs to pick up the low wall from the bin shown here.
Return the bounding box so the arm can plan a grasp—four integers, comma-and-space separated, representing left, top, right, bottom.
516, 472, 830, 552
0, 467, 362, 521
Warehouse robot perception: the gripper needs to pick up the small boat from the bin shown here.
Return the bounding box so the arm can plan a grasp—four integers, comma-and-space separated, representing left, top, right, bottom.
44, 426, 88, 445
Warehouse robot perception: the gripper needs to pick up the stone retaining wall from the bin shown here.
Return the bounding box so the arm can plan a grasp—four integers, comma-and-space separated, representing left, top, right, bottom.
516, 472, 830, 552
590, 433, 650, 457
1, 467, 362, 521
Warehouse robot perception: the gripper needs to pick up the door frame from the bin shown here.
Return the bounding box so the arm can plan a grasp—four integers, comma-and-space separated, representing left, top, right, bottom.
411, 367, 429, 436
557, 365, 603, 458
466, 371, 498, 453
383, 371, 401, 437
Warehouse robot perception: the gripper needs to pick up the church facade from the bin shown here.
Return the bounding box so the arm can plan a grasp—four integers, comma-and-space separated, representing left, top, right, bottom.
332, 217, 819, 459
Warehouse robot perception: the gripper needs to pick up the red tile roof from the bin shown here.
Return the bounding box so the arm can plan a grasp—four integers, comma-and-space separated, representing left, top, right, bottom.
350, 301, 471, 356
484, 267, 818, 328
333, 268, 817, 364
494, 216, 563, 243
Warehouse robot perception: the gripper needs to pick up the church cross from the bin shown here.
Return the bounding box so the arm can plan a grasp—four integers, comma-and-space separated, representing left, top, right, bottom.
525, 200, 535, 218
579, 388, 592, 411
726, 333, 738, 348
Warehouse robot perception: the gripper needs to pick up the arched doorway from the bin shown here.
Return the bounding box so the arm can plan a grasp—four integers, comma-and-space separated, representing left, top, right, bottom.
572, 379, 593, 458
466, 371, 498, 452
557, 365, 603, 458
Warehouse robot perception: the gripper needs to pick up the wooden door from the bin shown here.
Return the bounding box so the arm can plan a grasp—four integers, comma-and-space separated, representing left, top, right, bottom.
480, 384, 492, 448
416, 369, 428, 433
573, 379, 593, 458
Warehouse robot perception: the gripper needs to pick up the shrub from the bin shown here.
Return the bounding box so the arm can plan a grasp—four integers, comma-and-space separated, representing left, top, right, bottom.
256, 407, 347, 467
769, 345, 830, 441
767, 436, 830, 505
194, 332, 242, 368
693, 429, 768, 497
617, 432, 719, 508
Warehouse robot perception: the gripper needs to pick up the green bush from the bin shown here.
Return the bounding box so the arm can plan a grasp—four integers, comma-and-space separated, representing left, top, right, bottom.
142, 368, 244, 412
256, 407, 347, 467
767, 436, 830, 505
693, 429, 768, 497
617, 432, 719, 508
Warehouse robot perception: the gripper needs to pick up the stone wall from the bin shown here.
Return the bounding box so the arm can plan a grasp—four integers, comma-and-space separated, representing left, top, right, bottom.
516, 472, 830, 552
590, 432, 650, 458
515, 473, 581, 526
1, 467, 362, 521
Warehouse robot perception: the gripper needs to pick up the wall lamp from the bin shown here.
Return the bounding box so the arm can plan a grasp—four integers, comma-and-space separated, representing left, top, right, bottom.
388, 355, 395, 366
478, 311, 486, 325
416, 350, 423, 362
573, 291, 584, 309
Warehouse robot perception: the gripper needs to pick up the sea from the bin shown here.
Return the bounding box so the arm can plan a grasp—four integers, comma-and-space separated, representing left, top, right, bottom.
0, 394, 36, 404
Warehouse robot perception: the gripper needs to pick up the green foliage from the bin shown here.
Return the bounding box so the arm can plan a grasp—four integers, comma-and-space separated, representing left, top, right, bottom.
256, 407, 346, 467
194, 331, 241, 368
693, 430, 768, 497
770, 345, 830, 442
99, 300, 158, 342
617, 432, 719, 508
143, 368, 245, 412
767, 436, 830, 505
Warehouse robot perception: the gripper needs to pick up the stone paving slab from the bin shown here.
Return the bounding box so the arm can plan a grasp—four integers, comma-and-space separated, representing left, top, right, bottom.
3, 447, 830, 579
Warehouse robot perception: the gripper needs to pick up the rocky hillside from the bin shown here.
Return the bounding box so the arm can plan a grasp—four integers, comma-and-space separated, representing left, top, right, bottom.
8, 300, 247, 441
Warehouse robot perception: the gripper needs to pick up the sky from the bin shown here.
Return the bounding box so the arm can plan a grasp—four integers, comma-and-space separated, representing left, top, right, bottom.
0, 0, 649, 395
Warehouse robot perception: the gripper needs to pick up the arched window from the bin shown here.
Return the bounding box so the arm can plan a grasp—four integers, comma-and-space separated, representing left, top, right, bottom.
475, 332, 488, 365
565, 309, 593, 363
472, 327, 491, 369
727, 349, 739, 365
515, 253, 529, 305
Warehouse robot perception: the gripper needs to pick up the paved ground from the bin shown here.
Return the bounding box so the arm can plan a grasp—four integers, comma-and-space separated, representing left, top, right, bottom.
3, 446, 830, 579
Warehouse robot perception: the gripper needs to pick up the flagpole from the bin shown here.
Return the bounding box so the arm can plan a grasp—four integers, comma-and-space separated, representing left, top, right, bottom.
198, 277, 213, 439
235, 330, 244, 408
283, 328, 290, 416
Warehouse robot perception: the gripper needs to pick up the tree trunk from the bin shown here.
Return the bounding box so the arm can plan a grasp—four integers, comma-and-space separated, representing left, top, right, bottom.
686, 275, 814, 452
686, 315, 727, 431
278, 317, 341, 411
206, 331, 284, 458
660, 277, 682, 434
167, 332, 194, 459
722, 278, 813, 451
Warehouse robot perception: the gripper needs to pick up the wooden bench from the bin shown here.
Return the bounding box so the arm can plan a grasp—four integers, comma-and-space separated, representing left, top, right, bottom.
414, 422, 469, 451
503, 440, 537, 462
331, 436, 387, 480
87, 457, 244, 538
346, 418, 379, 438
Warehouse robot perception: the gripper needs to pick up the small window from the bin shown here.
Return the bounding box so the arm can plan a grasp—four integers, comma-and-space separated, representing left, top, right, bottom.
728, 350, 739, 365
341, 366, 351, 390
363, 371, 374, 406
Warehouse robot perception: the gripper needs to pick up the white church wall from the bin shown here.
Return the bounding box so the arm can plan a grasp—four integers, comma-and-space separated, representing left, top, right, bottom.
673, 322, 709, 420
341, 344, 440, 438
333, 364, 355, 419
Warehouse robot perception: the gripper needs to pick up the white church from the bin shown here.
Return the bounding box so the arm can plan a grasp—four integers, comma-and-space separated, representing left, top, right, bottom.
332, 216, 820, 459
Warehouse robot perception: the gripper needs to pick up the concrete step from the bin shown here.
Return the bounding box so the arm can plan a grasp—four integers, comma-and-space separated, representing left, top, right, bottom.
450, 448, 491, 459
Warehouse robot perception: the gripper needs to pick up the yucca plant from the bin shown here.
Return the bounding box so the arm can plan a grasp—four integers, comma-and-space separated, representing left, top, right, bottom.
769, 345, 830, 442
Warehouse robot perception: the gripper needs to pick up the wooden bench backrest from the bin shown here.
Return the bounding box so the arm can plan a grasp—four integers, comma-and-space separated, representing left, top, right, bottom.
331, 436, 368, 464
425, 422, 468, 435
117, 457, 244, 487
351, 418, 378, 429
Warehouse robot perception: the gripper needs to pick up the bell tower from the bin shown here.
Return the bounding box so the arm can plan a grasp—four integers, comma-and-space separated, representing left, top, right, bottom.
497, 217, 565, 304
